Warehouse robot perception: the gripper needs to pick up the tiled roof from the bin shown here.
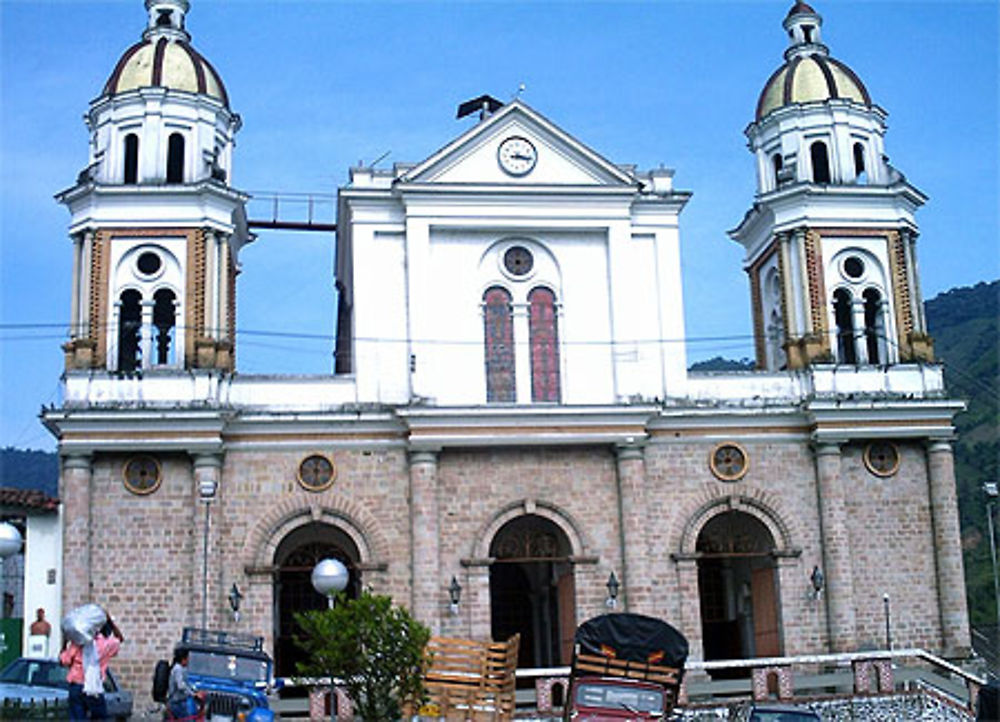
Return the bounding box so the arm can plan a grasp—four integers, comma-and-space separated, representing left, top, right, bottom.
0, 487, 60, 512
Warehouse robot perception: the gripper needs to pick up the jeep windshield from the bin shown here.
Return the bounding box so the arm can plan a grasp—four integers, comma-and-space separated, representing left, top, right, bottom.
188, 650, 270, 684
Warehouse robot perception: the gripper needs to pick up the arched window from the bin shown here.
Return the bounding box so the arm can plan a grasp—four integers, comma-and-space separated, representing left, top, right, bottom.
528, 287, 560, 402
833, 288, 856, 364
166, 133, 185, 183
117, 289, 142, 372
863, 288, 884, 364
123, 134, 139, 184
483, 287, 515, 402
771, 153, 783, 186
152, 288, 177, 365
810, 141, 831, 183
853, 143, 867, 184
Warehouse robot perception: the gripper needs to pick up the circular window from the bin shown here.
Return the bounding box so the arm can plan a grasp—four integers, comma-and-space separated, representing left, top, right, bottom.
503, 246, 534, 277
864, 441, 900, 477
842, 256, 865, 280
123, 455, 162, 495
136, 251, 162, 276
710, 443, 749, 482
297, 454, 336, 492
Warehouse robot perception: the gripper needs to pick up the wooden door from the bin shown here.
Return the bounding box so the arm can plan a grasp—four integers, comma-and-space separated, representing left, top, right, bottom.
751, 566, 780, 657
556, 567, 576, 665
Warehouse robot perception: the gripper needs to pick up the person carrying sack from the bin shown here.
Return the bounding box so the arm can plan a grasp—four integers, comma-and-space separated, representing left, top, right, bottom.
60, 606, 123, 720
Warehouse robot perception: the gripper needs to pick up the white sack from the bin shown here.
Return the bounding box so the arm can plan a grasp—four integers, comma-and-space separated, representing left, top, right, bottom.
61, 604, 107, 646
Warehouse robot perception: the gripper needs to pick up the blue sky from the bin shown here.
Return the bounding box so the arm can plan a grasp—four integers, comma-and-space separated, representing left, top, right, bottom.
1, 0, 997, 451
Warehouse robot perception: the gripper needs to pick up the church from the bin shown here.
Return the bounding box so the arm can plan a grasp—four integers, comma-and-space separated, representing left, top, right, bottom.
43, 0, 969, 696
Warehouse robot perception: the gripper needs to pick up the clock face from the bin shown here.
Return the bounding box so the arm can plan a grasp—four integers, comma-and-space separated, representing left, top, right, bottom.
498, 136, 537, 176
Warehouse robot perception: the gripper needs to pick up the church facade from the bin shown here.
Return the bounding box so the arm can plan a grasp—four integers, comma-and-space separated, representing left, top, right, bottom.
44, 0, 969, 695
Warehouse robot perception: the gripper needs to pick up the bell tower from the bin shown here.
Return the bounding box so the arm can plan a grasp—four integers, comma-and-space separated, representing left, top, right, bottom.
57, 0, 250, 374
730, 1, 933, 370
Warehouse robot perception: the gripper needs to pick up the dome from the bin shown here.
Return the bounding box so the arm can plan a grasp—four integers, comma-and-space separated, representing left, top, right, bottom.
756, 54, 870, 121
755, 2, 871, 121
101, 0, 229, 108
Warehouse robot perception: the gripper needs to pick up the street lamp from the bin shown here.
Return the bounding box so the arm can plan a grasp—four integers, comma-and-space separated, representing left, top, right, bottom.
311, 559, 349, 609
0, 522, 23, 620
985, 482, 1000, 661
0, 523, 23, 559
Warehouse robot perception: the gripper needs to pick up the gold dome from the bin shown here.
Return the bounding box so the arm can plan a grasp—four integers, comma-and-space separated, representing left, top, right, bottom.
756, 53, 870, 121
103, 36, 229, 107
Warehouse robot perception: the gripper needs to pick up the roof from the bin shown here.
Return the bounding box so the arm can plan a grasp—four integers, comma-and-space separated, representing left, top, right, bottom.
786, 1, 817, 18
756, 53, 871, 121
103, 36, 229, 107
0, 487, 60, 512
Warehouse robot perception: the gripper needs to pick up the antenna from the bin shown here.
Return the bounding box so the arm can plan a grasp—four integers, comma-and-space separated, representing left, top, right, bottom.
369, 150, 391, 168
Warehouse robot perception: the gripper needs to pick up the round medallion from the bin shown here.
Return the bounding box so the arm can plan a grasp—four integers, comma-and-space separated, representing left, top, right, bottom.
503, 246, 534, 276
709, 443, 749, 482
297, 454, 336, 492
497, 136, 538, 176
864, 441, 900, 477
123, 455, 162, 495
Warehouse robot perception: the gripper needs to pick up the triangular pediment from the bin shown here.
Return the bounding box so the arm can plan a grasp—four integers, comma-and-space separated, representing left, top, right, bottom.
400, 100, 637, 187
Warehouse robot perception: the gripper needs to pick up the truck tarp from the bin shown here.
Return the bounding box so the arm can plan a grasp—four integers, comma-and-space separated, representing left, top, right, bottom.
574, 613, 688, 670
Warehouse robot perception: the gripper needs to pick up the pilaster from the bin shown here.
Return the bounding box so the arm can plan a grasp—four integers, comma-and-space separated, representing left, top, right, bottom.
615, 444, 650, 614
61, 455, 93, 608
926, 440, 971, 655
409, 450, 441, 633
813, 442, 856, 652
674, 557, 703, 660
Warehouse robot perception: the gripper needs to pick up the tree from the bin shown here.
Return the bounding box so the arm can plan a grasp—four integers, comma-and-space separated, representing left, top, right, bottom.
294, 591, 431, 721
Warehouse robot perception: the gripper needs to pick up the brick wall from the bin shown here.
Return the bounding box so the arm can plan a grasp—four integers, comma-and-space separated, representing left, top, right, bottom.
60, 432, 952, 704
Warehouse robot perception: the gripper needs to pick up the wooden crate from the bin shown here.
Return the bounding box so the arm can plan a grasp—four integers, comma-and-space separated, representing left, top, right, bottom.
421, 634, 519, 720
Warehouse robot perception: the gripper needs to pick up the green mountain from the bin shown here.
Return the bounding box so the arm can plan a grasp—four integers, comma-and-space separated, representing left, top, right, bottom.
926, 280, 1000, 629
0, 447, 58, 497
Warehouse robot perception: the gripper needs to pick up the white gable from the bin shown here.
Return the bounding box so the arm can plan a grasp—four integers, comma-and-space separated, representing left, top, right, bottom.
401, 101, 636, 187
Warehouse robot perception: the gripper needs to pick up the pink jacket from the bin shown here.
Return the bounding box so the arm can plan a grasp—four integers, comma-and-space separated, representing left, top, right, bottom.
59, 635, 121, 684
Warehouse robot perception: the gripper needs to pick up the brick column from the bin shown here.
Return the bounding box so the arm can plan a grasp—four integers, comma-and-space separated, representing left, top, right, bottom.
674, 557, 703, 660
813, 442, 856, 652
192, 454, 222, 629
409, 451, 440, 633
465, 562, 492, 641
61, 454, 93, 606
615, 444, 650, 613
927, 440, 971, 655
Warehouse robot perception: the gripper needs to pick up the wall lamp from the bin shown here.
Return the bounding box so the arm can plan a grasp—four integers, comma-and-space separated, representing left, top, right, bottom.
606, 572, 620, 609
448, 576, 462, 615
810, 565, 825, 600
228, 583, 243, 622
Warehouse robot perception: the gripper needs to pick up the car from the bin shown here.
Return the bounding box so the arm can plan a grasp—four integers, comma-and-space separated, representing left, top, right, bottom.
0, 656, 133, 720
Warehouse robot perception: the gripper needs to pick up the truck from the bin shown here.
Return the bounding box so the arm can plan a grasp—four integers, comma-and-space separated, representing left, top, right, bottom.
564, 613, 688, 721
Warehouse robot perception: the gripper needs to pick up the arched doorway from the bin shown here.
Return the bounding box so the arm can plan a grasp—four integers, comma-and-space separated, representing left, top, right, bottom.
489, 514, 575, 668
273, 522, 361, 677
696, 511, 781, 663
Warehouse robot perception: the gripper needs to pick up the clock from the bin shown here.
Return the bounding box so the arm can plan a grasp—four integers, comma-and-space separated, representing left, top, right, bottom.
498, 136, 537, 176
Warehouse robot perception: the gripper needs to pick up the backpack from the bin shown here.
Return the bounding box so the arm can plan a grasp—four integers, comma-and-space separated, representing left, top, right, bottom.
152, 660, 170, 703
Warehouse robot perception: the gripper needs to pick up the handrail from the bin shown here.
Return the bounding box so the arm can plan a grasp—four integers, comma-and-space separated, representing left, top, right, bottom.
516, 649, 983, 686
